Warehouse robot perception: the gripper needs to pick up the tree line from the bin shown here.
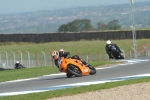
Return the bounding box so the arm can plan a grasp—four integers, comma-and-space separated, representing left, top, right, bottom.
58, 19, 121, 32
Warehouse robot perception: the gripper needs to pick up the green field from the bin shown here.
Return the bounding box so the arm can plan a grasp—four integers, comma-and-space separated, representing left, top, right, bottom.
0, 39, 149, 55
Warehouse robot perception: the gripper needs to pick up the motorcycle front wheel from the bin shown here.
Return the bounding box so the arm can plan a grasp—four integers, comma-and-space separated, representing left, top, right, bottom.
67, 65, 82, 77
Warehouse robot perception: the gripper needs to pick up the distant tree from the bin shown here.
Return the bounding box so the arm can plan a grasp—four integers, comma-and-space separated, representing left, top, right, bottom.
97, 21, 108, 30
58, 19, 93, 32
80, 19, 93, 31
107, 19, 121, 30
58, 24, 68, 32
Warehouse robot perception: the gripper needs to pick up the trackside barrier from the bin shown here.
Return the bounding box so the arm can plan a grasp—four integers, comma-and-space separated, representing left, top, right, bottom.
0, 48, 149, 69
0, 30, 150, 43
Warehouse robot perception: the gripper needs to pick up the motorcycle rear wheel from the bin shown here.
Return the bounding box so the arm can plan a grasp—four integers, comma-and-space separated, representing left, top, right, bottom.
89, 67, 96, 75
67, 65, 82, 77
119, 55, 124, 59
66, 73, 73, 78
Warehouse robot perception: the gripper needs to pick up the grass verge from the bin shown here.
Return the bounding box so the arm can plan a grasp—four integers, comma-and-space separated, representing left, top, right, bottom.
1, 76, 150, 100
0, 39, 149, 55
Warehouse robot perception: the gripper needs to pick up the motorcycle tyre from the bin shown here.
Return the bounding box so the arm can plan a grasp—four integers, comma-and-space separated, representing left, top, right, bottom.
67, 65, 82, 77
66, 73, 73, 78
89, 67, 96, 75
119, 55, 124, 59
112, 53, 124, 60
115, 55, 124, 59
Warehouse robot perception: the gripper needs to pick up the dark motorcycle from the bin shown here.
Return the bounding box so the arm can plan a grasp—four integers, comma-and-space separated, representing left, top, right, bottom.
111, 45, 124, 60
15, 64, 26, 69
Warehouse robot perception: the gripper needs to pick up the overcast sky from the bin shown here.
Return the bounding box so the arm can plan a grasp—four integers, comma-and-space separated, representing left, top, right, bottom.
0, 0, 149, 14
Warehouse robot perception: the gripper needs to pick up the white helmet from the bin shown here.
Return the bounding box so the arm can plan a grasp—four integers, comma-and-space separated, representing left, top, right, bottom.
106, 40, 111, 44
16, 61, 19, 63
59, 49, 64, 52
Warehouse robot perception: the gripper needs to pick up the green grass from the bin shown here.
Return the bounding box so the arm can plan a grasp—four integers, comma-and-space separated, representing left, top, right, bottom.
0, 39, 149, 55
0, 66, 59, 82
1, 76, 150, 100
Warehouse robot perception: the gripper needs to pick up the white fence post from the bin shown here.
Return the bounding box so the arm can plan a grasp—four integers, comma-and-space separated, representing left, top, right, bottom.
131, 47, 138, 58
0, 53, 1, 67
142, 45, 148, 56
86, 55, 88, 63
41, 51, 46, 66
121, 49, 125, 58
11, 51, 16, 64
26, 50, 30, 68
4, 51, 8, 69
18, 50, 23, 65
148, 51, 150, 56
130, 50, 132, 58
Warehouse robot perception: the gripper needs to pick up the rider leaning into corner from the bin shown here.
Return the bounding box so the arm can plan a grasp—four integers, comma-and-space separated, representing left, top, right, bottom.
105, 40, 122, 59
14, 61, 25, 69
59, 49, 92, 68
51, 51, 60, 68
51, 49, 92, 70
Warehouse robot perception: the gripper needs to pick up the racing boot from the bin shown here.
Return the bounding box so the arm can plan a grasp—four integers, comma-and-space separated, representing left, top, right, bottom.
82, 60, 93, 69
86, 64, 93, 69
81, 60, 87, 65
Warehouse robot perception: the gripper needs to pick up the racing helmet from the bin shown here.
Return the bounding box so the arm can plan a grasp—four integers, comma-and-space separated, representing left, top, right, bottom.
106, 40, 111, 44
16, 61, 19, 63
59, 49, 64, 52
59, 49, 64, 56
51, 51, 59, 60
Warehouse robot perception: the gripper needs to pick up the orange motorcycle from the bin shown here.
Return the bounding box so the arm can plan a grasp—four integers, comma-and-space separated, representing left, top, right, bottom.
58, 57, 96, 78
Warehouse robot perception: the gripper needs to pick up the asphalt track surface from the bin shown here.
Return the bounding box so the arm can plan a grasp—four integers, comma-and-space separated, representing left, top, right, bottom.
0, 57, 150, 96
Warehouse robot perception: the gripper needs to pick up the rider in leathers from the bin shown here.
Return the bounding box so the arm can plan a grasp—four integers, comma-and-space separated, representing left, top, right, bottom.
51, 51, 60, 68
51, 50, 85, 68
105, 40, 122, 59
51, 49, 92, 69
59, 49, 92, 68
14, 61, 25, 69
